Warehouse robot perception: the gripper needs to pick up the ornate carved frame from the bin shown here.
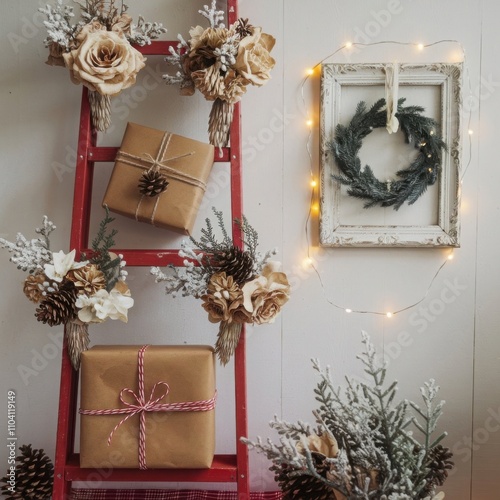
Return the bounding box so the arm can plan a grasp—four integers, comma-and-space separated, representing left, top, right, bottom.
320, 63, 462, 247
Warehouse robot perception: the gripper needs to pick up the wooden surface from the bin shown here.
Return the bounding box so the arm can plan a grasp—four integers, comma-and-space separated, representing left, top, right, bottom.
0, 0, 499, 498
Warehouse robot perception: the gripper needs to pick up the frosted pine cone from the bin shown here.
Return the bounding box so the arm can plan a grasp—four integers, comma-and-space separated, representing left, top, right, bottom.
422, 445, 454, 496
271, 452, 337, 500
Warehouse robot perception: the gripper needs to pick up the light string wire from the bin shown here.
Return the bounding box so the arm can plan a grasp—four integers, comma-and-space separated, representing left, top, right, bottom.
301, 39, 473, 317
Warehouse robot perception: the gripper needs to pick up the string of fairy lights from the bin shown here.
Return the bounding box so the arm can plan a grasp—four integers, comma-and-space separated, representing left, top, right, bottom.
300, 40, 473, 318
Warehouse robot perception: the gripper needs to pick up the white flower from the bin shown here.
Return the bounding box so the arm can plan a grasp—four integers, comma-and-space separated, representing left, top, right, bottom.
75, 286, 134, 323
44, 249, 87, 282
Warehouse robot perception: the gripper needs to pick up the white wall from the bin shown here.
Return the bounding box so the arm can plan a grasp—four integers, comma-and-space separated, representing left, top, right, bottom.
1, 0, 499, 498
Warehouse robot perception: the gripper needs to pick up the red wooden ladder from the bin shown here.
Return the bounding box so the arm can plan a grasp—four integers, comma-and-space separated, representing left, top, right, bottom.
52, 1, 249, 497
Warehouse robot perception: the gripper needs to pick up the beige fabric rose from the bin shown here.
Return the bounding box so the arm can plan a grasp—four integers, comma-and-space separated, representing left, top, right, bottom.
241, 261, 290, 324
63, 28, 146, 96
234, 27, 276, 87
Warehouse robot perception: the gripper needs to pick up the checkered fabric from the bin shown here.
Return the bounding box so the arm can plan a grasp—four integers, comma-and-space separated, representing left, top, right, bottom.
71, 490, 283, 499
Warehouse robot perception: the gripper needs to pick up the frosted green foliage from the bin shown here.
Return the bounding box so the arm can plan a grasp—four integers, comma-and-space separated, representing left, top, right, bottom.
150, 207, 277, 298
243, 332, 452, 499
199, 0, 225, 29
39, 0, 166, 51
0, 217, 56, 273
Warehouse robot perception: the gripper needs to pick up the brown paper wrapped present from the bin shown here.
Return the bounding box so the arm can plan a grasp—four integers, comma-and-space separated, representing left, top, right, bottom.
80, 345, 216, 469
103, 122, 215, 234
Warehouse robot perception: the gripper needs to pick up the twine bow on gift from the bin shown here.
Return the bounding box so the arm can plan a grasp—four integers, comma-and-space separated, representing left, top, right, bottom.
79, 345, 217, 470
115, 132, 207, 226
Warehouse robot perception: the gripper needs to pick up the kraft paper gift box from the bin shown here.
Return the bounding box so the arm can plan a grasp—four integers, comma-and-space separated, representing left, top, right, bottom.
102, 122, 215, 234
80, 345, 216, 469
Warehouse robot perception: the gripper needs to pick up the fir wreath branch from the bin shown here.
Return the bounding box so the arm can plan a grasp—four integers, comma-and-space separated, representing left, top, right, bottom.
329, 98, 447, 210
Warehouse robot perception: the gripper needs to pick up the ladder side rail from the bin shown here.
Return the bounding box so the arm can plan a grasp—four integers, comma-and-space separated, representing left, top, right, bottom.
53, 87, 96, 499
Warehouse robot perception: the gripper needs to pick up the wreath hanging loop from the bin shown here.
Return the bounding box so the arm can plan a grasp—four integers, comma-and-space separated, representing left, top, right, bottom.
329, 97, 447, 210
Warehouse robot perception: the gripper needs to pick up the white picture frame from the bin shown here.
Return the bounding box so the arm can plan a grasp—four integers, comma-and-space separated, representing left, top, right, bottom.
320, 63, 462, 247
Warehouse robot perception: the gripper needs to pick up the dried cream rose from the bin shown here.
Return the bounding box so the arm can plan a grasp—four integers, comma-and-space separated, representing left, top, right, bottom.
296, 432, 339, 458
233, 27, 276, 87
62, 28, 146, 96
241, 261, 290, 324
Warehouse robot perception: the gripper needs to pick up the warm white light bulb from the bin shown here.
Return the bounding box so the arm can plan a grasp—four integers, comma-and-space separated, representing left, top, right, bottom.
306, 68, 314, 76
306, 119, 313, 127
448, 253, 454, 260
345, 308, 353, 313
303, 257, 314, 267
417, 43, 424, 50
386, 312, 393, 318
345, 41, 353, 48
310, 179, 317, 188
468, 129, 474, 135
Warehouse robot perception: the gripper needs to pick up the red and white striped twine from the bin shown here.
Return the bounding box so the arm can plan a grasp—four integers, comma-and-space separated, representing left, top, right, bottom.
80, 345, 217, 470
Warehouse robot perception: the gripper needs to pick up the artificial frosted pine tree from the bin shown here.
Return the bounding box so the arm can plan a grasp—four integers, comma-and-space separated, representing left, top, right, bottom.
243, 332, 453, 499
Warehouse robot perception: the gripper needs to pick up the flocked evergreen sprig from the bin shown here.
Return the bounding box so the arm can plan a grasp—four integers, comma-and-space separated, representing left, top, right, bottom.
151, 207, 276, 298
329, 98, 447, 210
243, 332, 453, 499
0, 217, 56, 273
40, 0, 166, 50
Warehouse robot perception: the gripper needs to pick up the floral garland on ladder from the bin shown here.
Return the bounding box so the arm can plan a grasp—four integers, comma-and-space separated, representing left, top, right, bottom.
40, 0, 167, 131
0, 209, 133, 370
164, 0, 276, 148
151, 208, 290, 365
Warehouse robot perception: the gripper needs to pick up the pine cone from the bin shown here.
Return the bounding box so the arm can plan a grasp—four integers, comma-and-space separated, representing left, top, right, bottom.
235, 18, 254, 38
421, 445, 454, 497
0, 444, 53, 499
23, 273, 46, 303
138, 170, 169, 197
214, 246, 255, 285
271, 452, 337, 500
35, 282, 77, 327
66, 263, 106, 295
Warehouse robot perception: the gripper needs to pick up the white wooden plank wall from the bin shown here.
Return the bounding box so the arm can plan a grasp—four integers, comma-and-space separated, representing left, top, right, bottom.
0, 1, 499, 498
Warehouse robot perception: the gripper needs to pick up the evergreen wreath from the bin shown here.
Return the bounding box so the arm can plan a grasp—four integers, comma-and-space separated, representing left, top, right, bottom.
329, 97, 447, 210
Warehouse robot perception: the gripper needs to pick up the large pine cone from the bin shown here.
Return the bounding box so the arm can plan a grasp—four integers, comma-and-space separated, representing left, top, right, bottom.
214, 246, 255, 285
421, 445, 454, 497
0, 444, 53, 499
138, 170, 169, 197
35, 282, 77, 327
271, 452, 337, 500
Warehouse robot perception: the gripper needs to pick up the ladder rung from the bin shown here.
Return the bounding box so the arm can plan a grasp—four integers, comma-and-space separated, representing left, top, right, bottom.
65, 454, 238, 482
88, 147, 231, 163
81, 248, 189, 267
